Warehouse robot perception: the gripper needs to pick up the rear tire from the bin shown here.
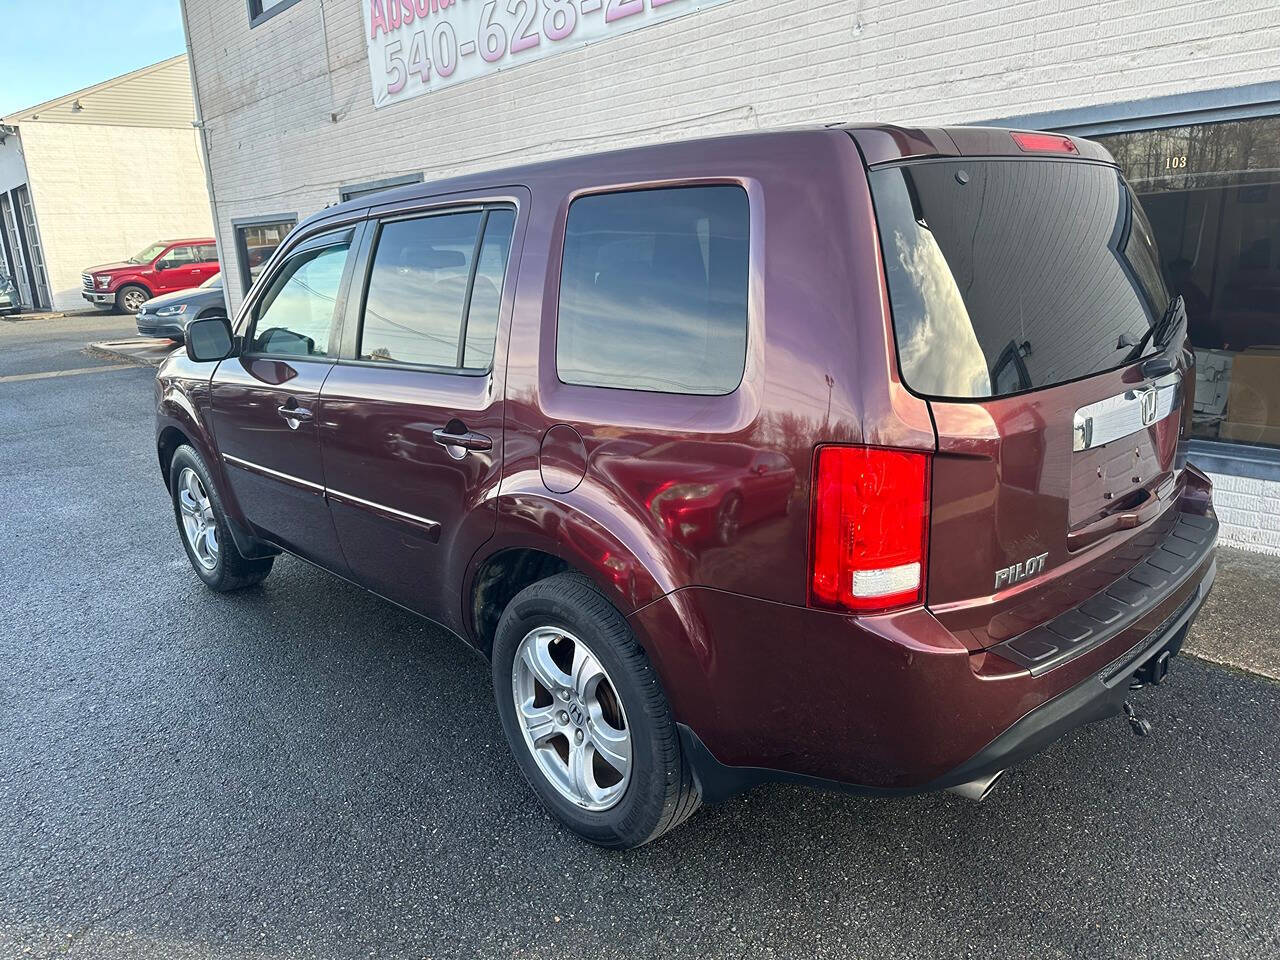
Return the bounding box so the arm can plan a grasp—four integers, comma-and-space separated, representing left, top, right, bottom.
169, 444, 273, 592
492, 573, 701, 849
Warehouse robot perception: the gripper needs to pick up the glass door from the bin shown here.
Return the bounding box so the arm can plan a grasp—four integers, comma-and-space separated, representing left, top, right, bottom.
0, 193, 33, 310
15, 186, 50, 310
1096, 117, 1280, 450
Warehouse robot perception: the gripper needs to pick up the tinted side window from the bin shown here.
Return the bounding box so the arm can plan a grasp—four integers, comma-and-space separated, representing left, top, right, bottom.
250, 239, 350, 357
361, 212, 481, 366
165, 245, 197, 265
557, 186, 750, 395
462, 208, 515, 369
197, 244, 218, 263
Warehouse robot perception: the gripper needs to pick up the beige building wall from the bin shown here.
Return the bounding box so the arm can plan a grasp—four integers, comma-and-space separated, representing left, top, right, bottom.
2, 55, 214, 311
181, 0, 1280, 311
179, 0, 1280, 555
20, 122, 213, 310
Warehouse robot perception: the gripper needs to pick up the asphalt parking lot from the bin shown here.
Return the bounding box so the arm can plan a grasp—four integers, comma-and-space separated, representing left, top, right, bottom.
2, 316, 1279, 960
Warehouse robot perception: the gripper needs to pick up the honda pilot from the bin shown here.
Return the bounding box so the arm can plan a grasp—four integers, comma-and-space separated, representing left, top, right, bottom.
155, 126, 1217, 848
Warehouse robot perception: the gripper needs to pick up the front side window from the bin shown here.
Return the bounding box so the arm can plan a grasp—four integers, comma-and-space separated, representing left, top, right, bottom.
249, 237, 350, 358
359, 206, 515, 370
556, 185, 750, 395
162, 245, 197, 266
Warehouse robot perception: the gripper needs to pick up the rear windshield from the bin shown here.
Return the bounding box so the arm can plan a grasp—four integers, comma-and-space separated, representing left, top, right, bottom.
869, 159, 1170, 399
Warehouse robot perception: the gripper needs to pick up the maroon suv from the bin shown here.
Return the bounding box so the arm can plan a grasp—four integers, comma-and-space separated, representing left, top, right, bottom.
156, 126, 1217, 848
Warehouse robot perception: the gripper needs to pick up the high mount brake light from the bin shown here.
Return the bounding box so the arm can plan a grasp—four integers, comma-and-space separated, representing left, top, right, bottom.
809, 446, 930, 614
1010, 132, 1078, 154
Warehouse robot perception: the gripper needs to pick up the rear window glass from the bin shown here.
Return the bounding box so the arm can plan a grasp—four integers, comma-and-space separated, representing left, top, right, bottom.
870, 159, 1170, 399
556, 185, 749, 395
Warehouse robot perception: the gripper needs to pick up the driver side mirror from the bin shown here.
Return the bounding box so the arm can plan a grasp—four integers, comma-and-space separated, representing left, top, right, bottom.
154, 259, 169, 271
186, 316, 236, 363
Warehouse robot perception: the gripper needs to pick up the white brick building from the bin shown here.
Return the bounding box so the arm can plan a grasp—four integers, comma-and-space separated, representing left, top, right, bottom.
178, 0, 1280, 552
0, 56, 214, 312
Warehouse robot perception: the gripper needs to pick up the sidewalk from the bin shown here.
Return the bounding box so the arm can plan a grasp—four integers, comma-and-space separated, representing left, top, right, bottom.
1, 306, 102, 323
1187, 545, 1280, 681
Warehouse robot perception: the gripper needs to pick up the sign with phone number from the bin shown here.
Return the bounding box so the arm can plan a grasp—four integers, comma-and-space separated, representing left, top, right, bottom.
365, 0, 733, 107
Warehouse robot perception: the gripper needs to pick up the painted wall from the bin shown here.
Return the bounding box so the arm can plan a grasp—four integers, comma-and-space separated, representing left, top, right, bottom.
0, 134, 29, 194
1206, 472, 1280, 554
183, 0, 1280, 308
19, 122, 213, 311
0, 134, 30, 289
181, 0, 1280, 552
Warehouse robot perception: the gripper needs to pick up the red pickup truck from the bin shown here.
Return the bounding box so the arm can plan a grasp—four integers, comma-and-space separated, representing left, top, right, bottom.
82, 238, 219, 313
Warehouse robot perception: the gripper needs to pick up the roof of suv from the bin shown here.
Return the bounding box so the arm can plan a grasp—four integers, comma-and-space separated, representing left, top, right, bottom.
311, 124, 1114, 229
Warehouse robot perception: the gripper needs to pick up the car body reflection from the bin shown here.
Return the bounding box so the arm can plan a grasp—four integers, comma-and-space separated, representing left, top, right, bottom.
597, 440, 796, 547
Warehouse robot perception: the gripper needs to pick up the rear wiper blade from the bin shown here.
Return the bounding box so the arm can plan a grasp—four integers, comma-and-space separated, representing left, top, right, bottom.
1123, 295, 1184, 362
1153, 294, 1186, 348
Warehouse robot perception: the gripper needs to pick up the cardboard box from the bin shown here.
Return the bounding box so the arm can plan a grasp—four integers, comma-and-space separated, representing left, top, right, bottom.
1219, 420, 1280, 446
1222, 347, 1280, 445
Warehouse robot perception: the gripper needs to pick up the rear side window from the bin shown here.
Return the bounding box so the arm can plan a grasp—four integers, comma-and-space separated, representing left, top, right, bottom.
556, 185, 749, 395
463, 208, 515, 369
870, 159, 1171, 399
360, 207, 514, 370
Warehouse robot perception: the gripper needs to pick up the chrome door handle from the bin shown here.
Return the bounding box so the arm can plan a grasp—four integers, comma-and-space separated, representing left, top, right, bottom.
277, 405, 313, 427
431, 428, 492, 451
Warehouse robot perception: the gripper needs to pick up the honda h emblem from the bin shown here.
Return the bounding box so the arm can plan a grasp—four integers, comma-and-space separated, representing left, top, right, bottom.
1139, 388, 1158, 427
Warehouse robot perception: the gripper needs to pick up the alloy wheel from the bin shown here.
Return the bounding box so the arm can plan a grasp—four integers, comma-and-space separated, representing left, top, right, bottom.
511, 626, 632, 811
122, 289, 147, 312
717, 496, 741, 544
177, 467, 219, 570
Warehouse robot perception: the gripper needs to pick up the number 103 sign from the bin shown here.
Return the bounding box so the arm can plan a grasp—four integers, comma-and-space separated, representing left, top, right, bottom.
366, 0, 734, 107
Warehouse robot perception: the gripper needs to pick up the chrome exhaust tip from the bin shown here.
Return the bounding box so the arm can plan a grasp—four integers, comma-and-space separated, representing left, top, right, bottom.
945, 769, 1006, 802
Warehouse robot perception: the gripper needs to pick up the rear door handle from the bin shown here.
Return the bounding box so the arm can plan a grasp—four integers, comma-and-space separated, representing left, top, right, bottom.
432, 428, 492, 452
277, 405, 313, 427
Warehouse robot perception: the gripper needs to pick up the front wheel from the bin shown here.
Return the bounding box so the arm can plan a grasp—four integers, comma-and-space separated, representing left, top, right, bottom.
169, 444, 273, 592
715, 494, 742, 545
115, 284, 149, 314
492, 573, 700, 848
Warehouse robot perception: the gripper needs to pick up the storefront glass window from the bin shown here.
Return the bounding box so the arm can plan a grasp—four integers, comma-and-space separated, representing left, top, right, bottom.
1096, 117, 1280, 449
234, 218, 296, 295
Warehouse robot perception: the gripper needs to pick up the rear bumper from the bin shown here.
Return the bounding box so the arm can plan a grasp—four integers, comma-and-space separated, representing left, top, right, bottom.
678, 553, 1215, 802
631, 502, 1218, 800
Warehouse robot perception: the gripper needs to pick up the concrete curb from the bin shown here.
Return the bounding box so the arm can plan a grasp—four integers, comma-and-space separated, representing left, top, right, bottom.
2, 308, 105, 323
86, 338, 179, 367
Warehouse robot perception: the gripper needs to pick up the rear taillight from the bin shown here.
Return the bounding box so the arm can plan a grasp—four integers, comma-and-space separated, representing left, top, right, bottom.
1010, 131, 1078, 154
809, 446, 930, 614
